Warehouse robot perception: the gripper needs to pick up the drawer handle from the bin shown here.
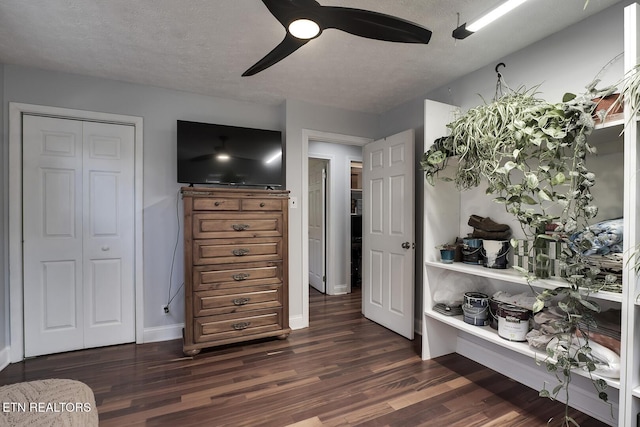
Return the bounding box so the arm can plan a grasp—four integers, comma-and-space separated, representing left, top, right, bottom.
232, 248, 250, 256
232, 297, 251, 306
260, 202, 266, 207
214, 201, 221, 206
232, 322, 251, 330
232, 223, 250, 231
232, 273, 250, 281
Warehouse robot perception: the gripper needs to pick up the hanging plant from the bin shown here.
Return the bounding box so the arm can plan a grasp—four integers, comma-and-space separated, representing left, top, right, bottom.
421, 81, 618, 426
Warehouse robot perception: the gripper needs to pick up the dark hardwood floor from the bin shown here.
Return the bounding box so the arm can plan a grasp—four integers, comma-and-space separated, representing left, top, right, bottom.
0, 288, 609, 426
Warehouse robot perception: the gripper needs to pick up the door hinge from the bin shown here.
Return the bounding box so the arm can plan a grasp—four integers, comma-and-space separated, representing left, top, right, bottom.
323, 275, 326, 282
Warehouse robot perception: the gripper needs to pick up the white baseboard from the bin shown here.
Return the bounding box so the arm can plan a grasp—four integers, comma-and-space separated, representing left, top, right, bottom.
289, 314, 307, 330
143, 323, 184, 343
457, 333, 618, 426
0, 346, 10, 372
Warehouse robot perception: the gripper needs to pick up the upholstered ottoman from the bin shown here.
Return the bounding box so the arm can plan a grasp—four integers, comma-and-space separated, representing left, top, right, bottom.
0, 379, 98, 426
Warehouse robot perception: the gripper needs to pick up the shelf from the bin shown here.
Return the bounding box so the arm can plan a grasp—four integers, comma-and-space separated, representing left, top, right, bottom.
425, 309, 621, 390
594, 116, 624, 130
425, 261, 623, 303
590, 119, 624, 156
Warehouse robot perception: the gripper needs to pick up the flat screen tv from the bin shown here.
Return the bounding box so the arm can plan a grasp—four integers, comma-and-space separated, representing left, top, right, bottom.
177, 120, 283, 188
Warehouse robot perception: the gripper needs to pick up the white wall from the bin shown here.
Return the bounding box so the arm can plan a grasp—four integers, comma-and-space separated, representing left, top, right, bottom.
309, 140, 363, 295
427, 2, 627, 111
285, 99, 378, 328
0, 63, 7, 368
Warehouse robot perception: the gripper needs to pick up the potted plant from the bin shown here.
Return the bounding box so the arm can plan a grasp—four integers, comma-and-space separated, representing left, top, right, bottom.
421, 83, 617, 426
436, 242, 457, 264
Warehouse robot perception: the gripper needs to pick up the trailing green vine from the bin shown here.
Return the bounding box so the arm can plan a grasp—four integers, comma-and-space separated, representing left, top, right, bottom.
421, 84, 618, 425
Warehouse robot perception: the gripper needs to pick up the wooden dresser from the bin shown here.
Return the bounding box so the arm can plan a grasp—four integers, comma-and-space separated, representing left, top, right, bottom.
181, 187, 290, 356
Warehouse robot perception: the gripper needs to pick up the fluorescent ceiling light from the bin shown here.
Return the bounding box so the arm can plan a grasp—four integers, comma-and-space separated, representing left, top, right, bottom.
265, 151, 282, 164
288, 19, 321, 39
453, 0, 528, 39
467, 0, 528, 32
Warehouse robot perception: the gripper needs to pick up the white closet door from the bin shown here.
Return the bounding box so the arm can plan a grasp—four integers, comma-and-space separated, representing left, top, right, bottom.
82, 121, 135, 347
23, 116, 85, 356
23, 116, 135, 357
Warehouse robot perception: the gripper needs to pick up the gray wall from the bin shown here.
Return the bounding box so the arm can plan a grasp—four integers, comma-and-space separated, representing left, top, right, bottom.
0, 66, 378, 354
0, 63, 6, 364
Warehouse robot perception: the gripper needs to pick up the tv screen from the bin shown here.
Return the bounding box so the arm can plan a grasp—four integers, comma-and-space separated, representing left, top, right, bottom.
177, 120, 283, 187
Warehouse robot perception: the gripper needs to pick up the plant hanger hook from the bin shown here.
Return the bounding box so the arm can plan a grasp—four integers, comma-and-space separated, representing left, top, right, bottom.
494, 62, 510, 100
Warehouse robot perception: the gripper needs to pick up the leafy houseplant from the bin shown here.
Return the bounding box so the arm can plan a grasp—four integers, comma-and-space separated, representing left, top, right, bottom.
421, 85, 617, 425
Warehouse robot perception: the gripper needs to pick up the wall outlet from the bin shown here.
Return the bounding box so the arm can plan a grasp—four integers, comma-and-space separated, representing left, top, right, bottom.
162, 305, 169, 315
289, 197, 298, 209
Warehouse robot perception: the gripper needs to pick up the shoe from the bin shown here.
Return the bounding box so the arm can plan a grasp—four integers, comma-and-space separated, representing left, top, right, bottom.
471, 228, 511, 240
468, 215, 511, 232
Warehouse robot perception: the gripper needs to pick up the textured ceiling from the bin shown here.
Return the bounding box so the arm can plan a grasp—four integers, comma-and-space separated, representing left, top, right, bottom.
0, 0, 622, 114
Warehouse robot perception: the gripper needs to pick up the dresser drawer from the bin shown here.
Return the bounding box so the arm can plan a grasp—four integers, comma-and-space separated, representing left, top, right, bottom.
192, 212, 283, 239
192, 198, 240, 211
241, 198, 284, 211
193, 262, 282, 291
193, 237, 282, 265
194, 309, 283, 343
193, 284, 282, 317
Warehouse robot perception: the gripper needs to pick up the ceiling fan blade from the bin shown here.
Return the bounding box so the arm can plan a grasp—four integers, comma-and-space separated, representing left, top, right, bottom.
242, 34, 309, 76
261, 0, 321, 27
318, 7, 432, 44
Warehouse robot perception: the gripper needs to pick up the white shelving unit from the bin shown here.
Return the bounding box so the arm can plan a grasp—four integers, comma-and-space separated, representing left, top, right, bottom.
421, 5, 640, 424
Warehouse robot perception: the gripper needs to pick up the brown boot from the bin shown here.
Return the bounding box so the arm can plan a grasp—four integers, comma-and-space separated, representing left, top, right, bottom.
468, 215, 511, 232
471, 228, 511, 240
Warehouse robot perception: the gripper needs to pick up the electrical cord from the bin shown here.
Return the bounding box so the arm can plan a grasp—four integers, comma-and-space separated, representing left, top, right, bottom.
166, 188, 184, 309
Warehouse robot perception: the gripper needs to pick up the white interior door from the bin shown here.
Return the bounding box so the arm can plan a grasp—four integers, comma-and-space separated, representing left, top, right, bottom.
308, 158, 327, 293
23, 115, 135, 357
362, 129, 415, 339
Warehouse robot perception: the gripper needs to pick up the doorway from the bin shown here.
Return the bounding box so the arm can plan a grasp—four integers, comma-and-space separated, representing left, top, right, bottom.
307, 141, 363, 300
349, 161, 363, 290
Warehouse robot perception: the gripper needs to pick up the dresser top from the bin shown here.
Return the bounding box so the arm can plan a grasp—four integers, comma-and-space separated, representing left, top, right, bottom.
181, 186, 289, 198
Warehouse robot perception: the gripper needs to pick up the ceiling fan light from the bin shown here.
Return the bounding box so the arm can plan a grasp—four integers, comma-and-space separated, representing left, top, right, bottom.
288, 19, 320, 39
216, 152, 230, 161
466, 0, 528, 33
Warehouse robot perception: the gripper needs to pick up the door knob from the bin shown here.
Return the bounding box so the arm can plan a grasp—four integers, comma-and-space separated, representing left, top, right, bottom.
401, 242, 411, 249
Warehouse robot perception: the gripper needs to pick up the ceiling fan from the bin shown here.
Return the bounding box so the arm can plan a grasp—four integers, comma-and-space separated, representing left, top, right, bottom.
242, 0, 432, 77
